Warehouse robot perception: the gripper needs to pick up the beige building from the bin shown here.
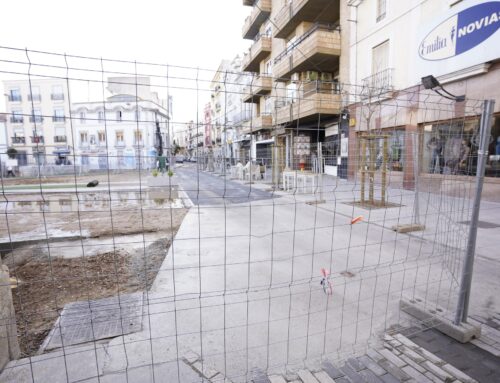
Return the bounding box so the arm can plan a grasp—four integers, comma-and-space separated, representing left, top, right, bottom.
241, 0, 346, 175
3, 79, 73, 165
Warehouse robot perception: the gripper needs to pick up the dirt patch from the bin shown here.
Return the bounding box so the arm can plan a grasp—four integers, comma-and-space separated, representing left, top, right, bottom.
345, 200, 403, 210
9, 220, 185, 356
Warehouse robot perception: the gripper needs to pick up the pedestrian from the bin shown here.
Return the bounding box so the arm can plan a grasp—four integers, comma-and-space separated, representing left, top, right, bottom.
6, 165, 15, 177
458, 140, 471, 175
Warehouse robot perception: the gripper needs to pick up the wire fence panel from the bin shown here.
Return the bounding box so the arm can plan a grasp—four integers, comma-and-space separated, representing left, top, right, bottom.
0, 46, 496, 383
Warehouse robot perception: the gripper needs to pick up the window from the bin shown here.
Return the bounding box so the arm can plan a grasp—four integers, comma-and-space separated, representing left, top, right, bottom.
98, 111, 104, 123
9, 88, 21, 102
80, 132, 88, 144
80, 112, 86, 124
53, 108, 65, 123
372, 40, 389, 75
28, 86, 41, 102
116, 131, 124, 146
376, 0, 386, 22
134, 130, 143, 145
116, 110, 123, 122
265, 59, 273, 76
30, 109, 43, 123
51, 85, 64, 100
98, 132, 106, 144
11, 110, 23, 123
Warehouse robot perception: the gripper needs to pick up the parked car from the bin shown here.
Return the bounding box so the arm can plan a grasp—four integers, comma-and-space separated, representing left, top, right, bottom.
175, 155, 185, 163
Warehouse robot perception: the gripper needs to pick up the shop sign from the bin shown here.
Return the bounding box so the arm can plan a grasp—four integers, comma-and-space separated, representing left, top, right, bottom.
419, 1, 500, 61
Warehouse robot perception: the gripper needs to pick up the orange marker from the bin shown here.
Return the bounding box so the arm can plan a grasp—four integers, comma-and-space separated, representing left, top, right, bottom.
351, 216, 363, 225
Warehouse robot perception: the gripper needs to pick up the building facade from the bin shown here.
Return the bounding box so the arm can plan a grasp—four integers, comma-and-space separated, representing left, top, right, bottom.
3, 79, 72, 165
71, 77, 170, 170
241, 0, 346, 179
347, 0, 500, 190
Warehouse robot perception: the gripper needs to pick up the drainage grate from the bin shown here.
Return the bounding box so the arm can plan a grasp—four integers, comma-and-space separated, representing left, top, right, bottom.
460, 220, 500, 229
42, 293, 143, 351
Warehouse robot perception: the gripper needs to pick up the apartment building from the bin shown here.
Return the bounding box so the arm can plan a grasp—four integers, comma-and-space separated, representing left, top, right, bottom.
241, 0, 346, 175
71, 77, 170, 170
3, 79, 72, 165
186, 120, 203, 159
347, 0, 500, 188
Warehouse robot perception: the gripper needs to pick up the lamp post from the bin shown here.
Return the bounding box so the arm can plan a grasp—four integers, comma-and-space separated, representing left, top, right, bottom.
421, 75, 465, 102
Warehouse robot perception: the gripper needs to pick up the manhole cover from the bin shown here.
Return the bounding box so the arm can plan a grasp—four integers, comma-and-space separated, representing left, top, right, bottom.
42, 293, 143, 351
459, 220, 500, 229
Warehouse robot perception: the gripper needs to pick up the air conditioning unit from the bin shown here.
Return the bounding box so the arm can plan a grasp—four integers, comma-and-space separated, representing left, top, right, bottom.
291, 73, 300, 82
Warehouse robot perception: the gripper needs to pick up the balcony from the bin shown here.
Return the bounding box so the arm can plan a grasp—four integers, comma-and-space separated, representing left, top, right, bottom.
51, 93, 65, 101
133, 140, 144, 147
11, 137, 26, 144
274, 0, 339, 39
28, 94, 41, 102
274, 24, 340, 80
80, 142, 90, 149
10, 117, 24, 124
242, 75, 273, 103
242, 0, 271, 40
30, 136, 45, 144
8, 95, 22, 102
54, 135, 67, 143
52, 116, 66, 123
360, 68, 394, 100
29, 116, 44, 123
274, 81, 341, 125
242, 35, 272, 72
115, 141, 125, 148
242, 114, 272, 134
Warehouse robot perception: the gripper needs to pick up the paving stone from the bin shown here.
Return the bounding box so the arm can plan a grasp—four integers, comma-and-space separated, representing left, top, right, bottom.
192, 361, 220, 380
421, 361, 454, 382
470, 339, 500, 356
441, 363, 478, 383
339, 363, 366, 383
297, 369, 320, 383
393, 333, 421, 350
378, 360, 411, 381
346, 357, 364, 372
399, 354, 427, 374
366, 349, 384, 363
378, 349, 407, 368
359, 368, 384, 383
397, 345, 427, 364
402, 365, 433, 383
357, 355, 387, 376
333, 378, 350, 383
182, 350, 200, 364
423, 371, 445, 383
414, 346, 444, 365
268, 375, 287, 383
379, 373, 401, 383
321, 361, 344, 379
313, 370, 335, 383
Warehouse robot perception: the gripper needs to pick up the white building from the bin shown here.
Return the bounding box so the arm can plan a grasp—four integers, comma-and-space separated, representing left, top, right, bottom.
346, 0, 500, 185
3, 79, 72, 165
71, 77, 170, 170
0, 113, 8, 165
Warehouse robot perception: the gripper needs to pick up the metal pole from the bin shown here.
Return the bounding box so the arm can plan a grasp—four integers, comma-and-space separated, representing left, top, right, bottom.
454, 99, 495, 325
412, 133, 420, 225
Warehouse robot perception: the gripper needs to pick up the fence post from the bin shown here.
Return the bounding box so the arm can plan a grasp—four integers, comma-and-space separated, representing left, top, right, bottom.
454, 99, 495, 325
412, 133, 421, 225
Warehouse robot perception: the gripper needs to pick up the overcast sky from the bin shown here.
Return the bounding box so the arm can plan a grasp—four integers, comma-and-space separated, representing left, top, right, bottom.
0, 0, 251, 125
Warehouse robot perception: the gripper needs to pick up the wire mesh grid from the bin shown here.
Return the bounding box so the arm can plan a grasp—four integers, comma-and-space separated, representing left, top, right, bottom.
0, 46, 495, 383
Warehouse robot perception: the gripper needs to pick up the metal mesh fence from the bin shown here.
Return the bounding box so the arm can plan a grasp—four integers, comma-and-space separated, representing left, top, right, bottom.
0, 46, 496, 382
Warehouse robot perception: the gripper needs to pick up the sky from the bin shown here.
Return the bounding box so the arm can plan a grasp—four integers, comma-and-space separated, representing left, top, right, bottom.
0, 0, 251, 124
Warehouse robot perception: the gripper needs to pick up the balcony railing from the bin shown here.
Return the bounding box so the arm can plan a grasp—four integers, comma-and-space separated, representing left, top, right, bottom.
51, 93, 65, 101
360, 68, 394, 99
274, 81, 341, 125
10, 117, 24, 124
28, 94, 41, 102
8, 95, 22, 102
115, 141, 125, 148
242, 35, 272, 72
274, 0, 337, 38
274, 23, 341, 80
30, 136, 45, 144
80, 142, 90, 149
242, 75, 273, 103
52, 116, 66, 123
133, 140, 144, 147
54, 135, 67, 143
29, 116, 44, 123
242, 0, 271, 40
11, 137, 26, 144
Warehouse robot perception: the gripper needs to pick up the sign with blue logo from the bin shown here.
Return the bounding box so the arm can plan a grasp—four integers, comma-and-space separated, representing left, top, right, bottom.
419, 1, 500, 61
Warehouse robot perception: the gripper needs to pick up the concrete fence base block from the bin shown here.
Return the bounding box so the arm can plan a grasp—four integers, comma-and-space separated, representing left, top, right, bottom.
392, 224, 426, 233
400, 298, 481, 343
0, 265, 20, 371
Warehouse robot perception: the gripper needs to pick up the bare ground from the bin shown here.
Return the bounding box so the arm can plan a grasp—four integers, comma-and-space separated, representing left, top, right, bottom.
3, 206, 188, 357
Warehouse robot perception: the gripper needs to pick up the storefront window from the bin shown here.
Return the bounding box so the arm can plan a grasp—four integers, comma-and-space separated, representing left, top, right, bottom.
422, 119, 478, 176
